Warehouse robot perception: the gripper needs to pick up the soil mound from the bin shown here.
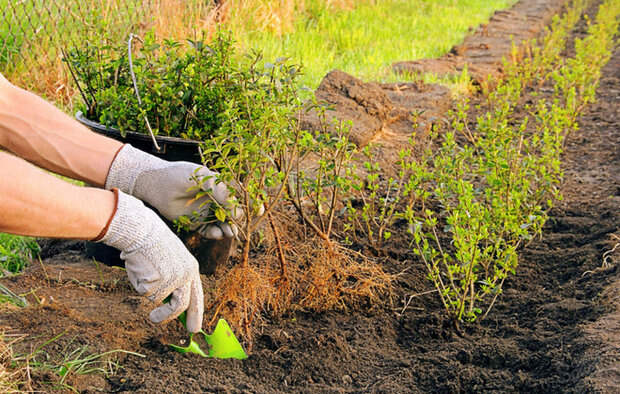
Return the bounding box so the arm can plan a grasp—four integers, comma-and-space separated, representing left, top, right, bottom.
302, 70, 452, 170
301, 70, 394, 147
393, 0, 568, 85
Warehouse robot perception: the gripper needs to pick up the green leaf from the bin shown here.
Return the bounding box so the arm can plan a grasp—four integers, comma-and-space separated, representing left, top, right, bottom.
215, 208, 227, 222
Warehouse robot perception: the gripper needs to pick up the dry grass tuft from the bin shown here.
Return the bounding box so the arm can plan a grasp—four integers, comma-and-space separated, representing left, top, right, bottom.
224, 0, 363, 37
0, 331, 29, 393
222, 0, 298, 36
11, 56, 77, 109
147, 0, 222, 41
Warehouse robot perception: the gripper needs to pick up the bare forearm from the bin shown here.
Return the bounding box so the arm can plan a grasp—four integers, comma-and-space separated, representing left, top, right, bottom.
0, 151, 115, 239
0, 78, 122, 187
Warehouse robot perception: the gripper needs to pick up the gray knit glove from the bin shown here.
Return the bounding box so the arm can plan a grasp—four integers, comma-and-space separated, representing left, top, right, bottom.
105, 144, 238, 240
97, 190, 204, 332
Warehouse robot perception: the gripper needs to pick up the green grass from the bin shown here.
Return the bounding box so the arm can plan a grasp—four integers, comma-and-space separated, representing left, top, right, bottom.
0, 233, 40, 276
234, 0, 517, 90
3, 1, 516, 104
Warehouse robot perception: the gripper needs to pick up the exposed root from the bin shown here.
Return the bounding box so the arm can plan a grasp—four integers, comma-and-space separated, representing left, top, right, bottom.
296, 241, 394, 312
582, 233, 620, 276
207, 214, 394, 347
207, 264, 274, 350
602, 234, 620, 269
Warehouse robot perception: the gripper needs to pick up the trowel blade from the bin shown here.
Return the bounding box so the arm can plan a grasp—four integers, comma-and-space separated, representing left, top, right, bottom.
204, 319, 248, 360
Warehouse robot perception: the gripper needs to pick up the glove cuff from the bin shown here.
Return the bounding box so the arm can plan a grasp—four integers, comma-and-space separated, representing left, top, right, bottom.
97, 189, 155, 253
104, 144, 166, 194
91, 188, 120, 242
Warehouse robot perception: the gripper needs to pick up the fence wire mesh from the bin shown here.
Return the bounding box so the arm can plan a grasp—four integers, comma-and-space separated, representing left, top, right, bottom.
0, 0, 216, 106
3, 1, 137, 64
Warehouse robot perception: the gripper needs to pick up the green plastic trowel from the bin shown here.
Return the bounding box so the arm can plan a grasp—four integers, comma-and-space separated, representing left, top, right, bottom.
169, 312, 247, 360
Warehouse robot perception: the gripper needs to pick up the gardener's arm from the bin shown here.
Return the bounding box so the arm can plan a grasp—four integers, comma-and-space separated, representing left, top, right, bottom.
0, 74, 237, 239
0, 74, 122, 187
0, 151, 204, 332
0, 150, 114, 238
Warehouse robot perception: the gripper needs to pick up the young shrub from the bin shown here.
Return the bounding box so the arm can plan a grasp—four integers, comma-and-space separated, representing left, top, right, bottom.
345, 135, 424, 252
189, 53, 304, 341
285, 106, 358, 245
65, 30, 239, 140
401, 0, 620, 326
197, 53, 304, 267
190, 53, 393, 343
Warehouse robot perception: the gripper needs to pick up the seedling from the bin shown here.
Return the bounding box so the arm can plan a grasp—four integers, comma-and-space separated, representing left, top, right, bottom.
11, 332, 144, 392
56, 348, 145, 382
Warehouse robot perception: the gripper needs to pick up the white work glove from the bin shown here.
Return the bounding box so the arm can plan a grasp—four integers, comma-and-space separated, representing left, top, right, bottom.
105, 144, 238, 240
97, 189, 204, 332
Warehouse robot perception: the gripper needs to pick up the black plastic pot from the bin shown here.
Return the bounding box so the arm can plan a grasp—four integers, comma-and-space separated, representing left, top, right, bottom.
76, 112, 232, 275
76, 111, 203, 164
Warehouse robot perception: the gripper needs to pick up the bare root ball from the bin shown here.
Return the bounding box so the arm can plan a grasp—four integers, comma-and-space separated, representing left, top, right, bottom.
207, 215, 394, 348
296, 242, 394, 313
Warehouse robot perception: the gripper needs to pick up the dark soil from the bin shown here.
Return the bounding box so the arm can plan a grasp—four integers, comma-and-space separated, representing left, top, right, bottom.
1, 0, 619, 392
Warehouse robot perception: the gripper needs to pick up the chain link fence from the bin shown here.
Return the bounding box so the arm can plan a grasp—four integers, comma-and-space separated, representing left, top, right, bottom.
0, 0, 192, 105
2, 0, 151, 61
0, 0, 275, 106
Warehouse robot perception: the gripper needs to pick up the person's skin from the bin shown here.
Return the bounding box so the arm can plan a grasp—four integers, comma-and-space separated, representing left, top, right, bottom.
0, 73, 123, 186
0, 151, 115, 239
0, 73, 120, 238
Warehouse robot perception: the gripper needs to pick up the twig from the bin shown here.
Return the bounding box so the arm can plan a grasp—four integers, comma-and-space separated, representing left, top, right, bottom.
268, 212, 287, 277
397, 289, 438, 316
127, 33, 161, 152
60, 47, 93, 111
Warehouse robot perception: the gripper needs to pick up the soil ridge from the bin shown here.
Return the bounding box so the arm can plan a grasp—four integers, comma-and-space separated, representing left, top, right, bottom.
393, 0, 569, 85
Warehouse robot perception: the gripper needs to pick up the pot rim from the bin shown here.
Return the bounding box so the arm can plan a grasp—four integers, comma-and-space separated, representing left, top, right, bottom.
75, 111, 201, 147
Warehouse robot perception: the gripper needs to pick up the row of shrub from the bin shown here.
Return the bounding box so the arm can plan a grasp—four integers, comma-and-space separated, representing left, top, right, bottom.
189, 0, 620, 339
400, 0, 619, 326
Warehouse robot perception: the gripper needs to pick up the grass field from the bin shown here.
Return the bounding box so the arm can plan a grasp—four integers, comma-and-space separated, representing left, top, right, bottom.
232, 0, 517, 89
0, 0, 516, 104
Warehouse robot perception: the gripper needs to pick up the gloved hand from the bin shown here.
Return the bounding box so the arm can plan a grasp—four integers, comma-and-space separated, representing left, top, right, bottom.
105, 144, 239, 240
96, 189, 204, 332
